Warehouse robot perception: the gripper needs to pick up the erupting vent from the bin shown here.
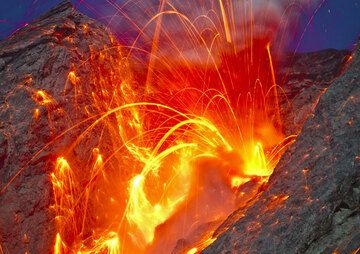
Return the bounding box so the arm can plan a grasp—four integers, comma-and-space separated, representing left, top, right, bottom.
0, 1, 359, 254
46, 2, 296, 252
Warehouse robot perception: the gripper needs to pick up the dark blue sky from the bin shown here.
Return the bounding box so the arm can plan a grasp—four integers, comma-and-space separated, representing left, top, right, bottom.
293, 0, 360, 51
0, 0, 359, 52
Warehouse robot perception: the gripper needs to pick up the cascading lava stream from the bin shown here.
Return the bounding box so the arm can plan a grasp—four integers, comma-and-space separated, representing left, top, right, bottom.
44, 0, 314, 253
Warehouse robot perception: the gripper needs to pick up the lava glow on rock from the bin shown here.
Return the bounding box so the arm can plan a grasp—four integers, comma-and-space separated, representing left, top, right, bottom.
49, 1, 300, 253
1, 0, 322, 253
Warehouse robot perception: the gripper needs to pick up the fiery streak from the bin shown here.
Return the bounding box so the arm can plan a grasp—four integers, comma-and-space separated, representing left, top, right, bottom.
266, 43, 282, 130
34, 108, 40, 120
77, 232, 121, 254
54, 233, 65, 254
32, 0, 301, 253
219, 0, 232, 43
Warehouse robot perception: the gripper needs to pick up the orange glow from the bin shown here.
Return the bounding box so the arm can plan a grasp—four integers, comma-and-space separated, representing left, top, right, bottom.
187, 248, 198, 254
78, 232, 121, 254
45, 1, 299, 253
82, 24, 89, 33
54, 233, 64, 254
243, 142, 270, 176
34, 90, 53, 105
68, 71, 79, 85
34, 108, 40, 120
231, 176, 250, 189
219, 0, 232, 43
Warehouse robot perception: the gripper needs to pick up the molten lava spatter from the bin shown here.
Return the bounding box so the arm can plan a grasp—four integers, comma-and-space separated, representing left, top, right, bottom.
44, 1, 302, 253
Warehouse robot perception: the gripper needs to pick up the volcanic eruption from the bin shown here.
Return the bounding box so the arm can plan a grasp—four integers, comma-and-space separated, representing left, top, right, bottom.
0, 1, 359, 254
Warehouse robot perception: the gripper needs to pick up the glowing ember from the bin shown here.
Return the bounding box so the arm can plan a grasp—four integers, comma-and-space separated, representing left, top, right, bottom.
34, 90, 53, 106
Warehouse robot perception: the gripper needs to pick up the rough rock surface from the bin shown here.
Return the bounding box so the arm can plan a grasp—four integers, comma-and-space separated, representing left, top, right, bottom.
0, 1, 129, 253
278, 49, 351, 135
203, 44, 360, 253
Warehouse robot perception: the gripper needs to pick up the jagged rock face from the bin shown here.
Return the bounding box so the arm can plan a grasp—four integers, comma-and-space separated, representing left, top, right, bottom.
0, 2, 130, 253
278, 49, 351, 135
203, 45, 360, 253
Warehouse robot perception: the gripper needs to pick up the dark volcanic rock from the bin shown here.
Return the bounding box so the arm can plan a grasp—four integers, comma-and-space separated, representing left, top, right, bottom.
203, 45, 360, 253
0, 1, 129, 253
278, 49, 351, 135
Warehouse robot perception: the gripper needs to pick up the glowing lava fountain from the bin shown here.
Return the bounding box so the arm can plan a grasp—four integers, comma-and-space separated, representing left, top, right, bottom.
46, 0, 303, 253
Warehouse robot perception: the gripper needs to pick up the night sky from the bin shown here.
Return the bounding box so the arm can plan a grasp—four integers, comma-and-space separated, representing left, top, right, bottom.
0, 0, 359, 52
